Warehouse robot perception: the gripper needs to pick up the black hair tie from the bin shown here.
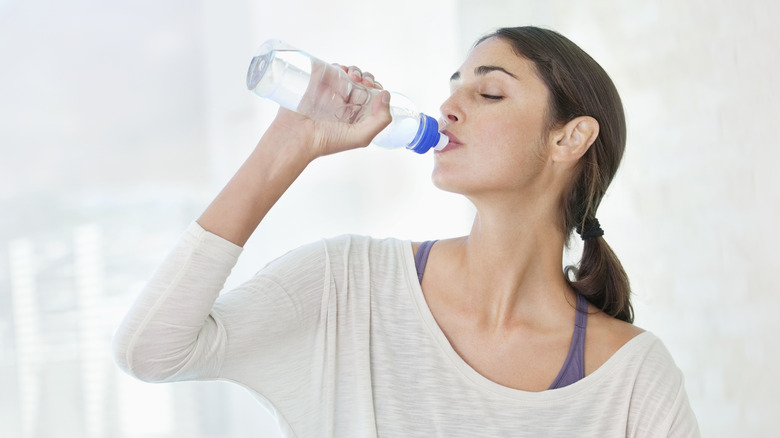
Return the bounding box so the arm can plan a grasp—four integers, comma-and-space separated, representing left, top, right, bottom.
577, 218, 604, 240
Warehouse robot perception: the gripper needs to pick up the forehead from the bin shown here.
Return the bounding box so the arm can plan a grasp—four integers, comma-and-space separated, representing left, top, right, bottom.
457, 37, 539, 80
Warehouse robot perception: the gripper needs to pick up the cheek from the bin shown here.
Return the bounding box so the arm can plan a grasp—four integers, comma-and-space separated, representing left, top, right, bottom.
486, 115, 546, 164
480, 117, 549, 183
486, 100, 544, 139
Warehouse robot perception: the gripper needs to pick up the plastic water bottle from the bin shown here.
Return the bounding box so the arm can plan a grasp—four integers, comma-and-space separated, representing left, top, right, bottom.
246, 39, 448, 154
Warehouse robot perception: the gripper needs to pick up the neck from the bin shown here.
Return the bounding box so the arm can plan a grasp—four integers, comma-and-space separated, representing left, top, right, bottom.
451, 196, 574, 331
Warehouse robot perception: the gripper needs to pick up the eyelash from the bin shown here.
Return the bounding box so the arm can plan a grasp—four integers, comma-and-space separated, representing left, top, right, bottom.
480, 94, 504, 101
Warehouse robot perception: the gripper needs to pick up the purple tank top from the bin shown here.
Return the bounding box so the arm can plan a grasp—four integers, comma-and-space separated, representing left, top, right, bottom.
414, 240, 588, 390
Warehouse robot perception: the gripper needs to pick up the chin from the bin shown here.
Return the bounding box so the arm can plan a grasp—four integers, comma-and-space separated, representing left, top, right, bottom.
431, 168, 470, 195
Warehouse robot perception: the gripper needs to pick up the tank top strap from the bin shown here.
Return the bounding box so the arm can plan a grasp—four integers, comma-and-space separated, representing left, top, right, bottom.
575, 292, 588, 328
548, 293, 589, 389
414, 240, 437, 283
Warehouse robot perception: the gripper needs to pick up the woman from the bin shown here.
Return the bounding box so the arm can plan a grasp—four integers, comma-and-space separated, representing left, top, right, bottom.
113, 27, 699, 436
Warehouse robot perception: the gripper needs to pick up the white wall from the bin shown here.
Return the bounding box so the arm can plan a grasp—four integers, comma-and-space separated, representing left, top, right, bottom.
0, 0, 776, 436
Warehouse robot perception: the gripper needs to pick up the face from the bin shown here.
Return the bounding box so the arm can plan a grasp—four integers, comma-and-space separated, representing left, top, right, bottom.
434, 37, 554, 200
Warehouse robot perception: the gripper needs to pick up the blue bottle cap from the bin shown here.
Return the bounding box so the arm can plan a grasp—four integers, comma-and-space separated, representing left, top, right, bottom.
409, 114, 443, 154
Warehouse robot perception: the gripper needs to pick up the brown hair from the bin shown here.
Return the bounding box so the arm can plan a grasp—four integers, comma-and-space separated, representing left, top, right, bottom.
479, 26, 633, 323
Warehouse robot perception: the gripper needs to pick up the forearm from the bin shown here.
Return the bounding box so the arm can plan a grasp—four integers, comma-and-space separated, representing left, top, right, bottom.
197, 119, 316, 247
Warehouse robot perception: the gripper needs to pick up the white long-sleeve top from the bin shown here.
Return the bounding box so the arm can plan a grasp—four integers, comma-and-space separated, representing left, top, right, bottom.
112, 222, 700, 437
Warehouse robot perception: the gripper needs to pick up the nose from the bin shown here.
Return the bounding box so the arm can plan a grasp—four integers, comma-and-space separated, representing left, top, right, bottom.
439, 95, 461, 123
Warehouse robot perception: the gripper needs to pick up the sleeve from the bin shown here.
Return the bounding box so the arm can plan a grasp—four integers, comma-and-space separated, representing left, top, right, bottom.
628, 338, 701, 438
111, 222, 328, 389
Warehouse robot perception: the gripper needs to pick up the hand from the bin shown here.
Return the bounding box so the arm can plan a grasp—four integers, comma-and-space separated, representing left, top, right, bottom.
313, 64, 391, 155
267, 64, 392, 160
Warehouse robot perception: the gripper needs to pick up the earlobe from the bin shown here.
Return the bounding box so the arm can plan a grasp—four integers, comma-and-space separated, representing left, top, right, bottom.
552, 116, 599, 163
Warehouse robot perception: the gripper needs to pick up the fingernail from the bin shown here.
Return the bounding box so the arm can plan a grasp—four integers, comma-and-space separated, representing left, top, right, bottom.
382, 92, 390, 104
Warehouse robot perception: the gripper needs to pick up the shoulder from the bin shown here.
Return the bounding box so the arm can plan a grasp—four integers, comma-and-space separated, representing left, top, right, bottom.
611, 332, 700, 437
588, 324, 687, 394
584, 308, 645, 375
585, 327, 688, 403
322, 234, 410, 258
299, 234, 413, 275
247, 234, 410, 296
268, 234, 403, 263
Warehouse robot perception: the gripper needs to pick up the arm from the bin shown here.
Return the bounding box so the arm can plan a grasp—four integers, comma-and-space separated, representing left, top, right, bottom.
199, 74, 392, 247
113, 70, 391, 381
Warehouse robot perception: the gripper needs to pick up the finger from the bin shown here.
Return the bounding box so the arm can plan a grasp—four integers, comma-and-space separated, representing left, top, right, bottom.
335, 64, 382, 89
347, 65, 363, 82
361, 71, 376, 87
362, 72, 382, 90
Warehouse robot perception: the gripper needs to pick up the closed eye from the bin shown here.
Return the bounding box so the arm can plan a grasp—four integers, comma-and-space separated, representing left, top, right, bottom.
480, 94, 504, 101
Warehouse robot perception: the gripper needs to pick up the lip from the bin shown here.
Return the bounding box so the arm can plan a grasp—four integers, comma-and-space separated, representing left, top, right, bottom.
435, 130, 463, 154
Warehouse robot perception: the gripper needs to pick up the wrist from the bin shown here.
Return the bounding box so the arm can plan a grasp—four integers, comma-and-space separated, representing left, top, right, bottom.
260, 116, 321, 164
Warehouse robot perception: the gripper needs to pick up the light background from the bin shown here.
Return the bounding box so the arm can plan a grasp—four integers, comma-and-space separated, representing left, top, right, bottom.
1, 0, 777, 436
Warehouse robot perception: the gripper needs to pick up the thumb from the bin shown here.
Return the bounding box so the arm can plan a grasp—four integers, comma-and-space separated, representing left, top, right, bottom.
360, 90, 392, 139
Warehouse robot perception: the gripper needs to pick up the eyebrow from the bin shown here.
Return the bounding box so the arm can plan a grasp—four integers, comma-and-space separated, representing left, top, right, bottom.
450, 65, 518, 81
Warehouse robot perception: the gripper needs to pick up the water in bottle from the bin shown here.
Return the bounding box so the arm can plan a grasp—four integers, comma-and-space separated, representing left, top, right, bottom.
246, 39, 448, 154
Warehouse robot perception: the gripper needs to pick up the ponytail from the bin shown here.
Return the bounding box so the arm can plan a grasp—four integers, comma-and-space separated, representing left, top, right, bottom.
565, 235, 633, 323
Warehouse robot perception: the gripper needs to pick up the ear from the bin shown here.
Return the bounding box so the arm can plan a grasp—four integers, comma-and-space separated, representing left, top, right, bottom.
550, 116, 599, 164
